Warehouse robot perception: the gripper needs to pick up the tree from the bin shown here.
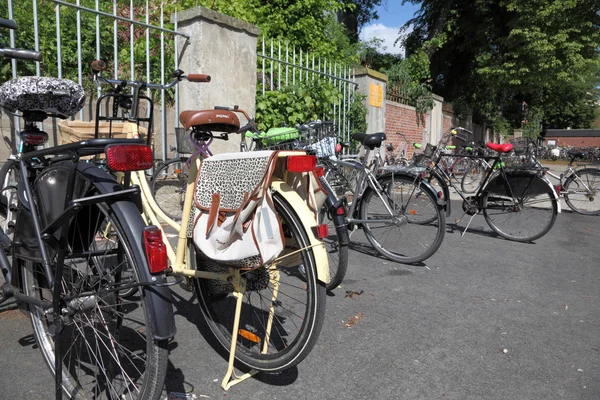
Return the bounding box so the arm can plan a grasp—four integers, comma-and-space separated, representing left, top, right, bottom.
401, 0, 600, 131
338, 0, 386, 42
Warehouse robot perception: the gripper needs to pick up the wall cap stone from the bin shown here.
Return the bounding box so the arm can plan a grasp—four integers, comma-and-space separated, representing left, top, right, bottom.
174, 6, 260, 37
354, 67, 388, 82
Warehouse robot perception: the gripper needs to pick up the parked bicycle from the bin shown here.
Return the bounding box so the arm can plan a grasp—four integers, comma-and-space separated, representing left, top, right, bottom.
0, 21, 175, 400
87, 63, 330, 389
408, 128, 560, 242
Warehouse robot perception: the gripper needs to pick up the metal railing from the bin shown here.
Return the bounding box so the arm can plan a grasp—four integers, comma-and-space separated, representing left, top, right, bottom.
257, 38, 358, 144
2, 0, 186, 162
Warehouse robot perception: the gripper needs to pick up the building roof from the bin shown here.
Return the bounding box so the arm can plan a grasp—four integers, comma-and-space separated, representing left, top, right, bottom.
544, 129, 600, 138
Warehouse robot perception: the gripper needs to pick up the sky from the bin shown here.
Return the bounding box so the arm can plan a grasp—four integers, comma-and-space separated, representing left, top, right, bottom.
359, 1, 422, 56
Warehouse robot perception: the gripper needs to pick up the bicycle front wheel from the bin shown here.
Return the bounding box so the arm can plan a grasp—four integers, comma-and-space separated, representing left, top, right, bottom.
360, 173, 446, 264
193, 192, 326, 372
150, 158, 190, 221
563, 168, 600, 215
22, 190, 168, 399
482, 178, 558, 242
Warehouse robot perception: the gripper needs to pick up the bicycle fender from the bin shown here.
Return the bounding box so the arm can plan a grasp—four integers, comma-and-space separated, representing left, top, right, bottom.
271, 179, 330, 284
486, 172, 561, 213
76, 162, 176, 340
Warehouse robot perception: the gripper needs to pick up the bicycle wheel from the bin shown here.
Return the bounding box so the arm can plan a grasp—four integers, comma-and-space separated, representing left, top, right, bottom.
360, 173, 446, 264
461, 160, 486, 193
562, 168, 600, 215
323, 160, 360, 197
318, 203, 348, 291
449, 157, 472, 184
482, 176, 558, 242
22, 189, 168, 400
150, 158, 190, 221
193, 192, 326, 372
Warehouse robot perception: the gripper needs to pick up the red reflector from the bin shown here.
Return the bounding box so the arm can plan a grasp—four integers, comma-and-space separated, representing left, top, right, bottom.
336, 206, 346, 215
21, 132, 48, 145
335, 143, 342, 153
555, 185, 561, 195
143, 226, 168, 274
287, 155, 316, 172
106, 144, 153, 172
437, 191, 443, 198
315, 224, 328, 239
315, 166, 325, 177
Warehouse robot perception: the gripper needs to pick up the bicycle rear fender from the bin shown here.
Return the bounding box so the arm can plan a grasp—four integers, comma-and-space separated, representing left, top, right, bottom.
76, 162, 176, 340
270, 179, 330, 284
485, 171, 561, 213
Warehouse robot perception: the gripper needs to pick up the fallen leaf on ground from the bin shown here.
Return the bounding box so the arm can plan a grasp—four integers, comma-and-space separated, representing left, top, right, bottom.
345, 290, 364, 298
345, 313, 364, 327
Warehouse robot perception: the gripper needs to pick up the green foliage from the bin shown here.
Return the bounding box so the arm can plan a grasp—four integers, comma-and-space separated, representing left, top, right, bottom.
255, 80, 344, 131
402, 0, 600, 130
521, 107, 544, 139
347, 90, 367, 135
384, 52, 435, 113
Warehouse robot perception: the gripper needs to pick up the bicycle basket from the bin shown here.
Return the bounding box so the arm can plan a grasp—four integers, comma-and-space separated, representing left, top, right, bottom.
509, 137, 530, 155
175, 127, 196, 154
423, 143, 437, 157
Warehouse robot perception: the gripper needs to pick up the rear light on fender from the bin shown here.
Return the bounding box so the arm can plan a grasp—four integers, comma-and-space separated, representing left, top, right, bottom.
21, 132, 49, 145
312, 224, 329, 239
105, 144, 153, 172
143, 226, 168, 274
555, 185, 561, 195
286, 155, 316, 172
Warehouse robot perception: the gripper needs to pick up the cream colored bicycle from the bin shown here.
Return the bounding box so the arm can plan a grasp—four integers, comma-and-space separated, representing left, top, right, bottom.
91, 62, 330, 390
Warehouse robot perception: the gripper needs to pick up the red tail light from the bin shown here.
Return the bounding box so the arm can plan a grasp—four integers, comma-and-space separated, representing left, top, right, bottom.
105, 144, 153, 172
21, 132, 48, 145
336, 206, 346, 215
315, 166, 325, 177
313, 224, 329, 239
143, 226, 168, 274
287, 155, 316, 172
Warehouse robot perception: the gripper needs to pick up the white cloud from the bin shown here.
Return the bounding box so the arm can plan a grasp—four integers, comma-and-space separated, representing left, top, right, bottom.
360, 23, 409, 56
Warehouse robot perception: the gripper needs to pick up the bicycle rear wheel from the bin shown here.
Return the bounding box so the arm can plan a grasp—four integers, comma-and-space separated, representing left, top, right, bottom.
461, 160, 486, 193
193, 192, 326, 372
22, 190, 168, 400
360, 173, 445, 264
562, 168, 600, 215
318, 203, 348, 291
482, 177, 557, 242
150, 158, 190, 221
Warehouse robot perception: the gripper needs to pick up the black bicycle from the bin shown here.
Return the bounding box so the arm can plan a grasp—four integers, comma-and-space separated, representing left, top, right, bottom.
0, 19, 174, 400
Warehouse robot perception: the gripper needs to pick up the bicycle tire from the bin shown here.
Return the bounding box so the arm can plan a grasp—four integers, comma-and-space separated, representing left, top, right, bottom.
562, 168, 600, 215
21, 187, 168, 400
150, 158, 190, 221
482, 176, 558, 242
360, 173, 446, 264
193, 192, 326, 372
317, 203, 349, 291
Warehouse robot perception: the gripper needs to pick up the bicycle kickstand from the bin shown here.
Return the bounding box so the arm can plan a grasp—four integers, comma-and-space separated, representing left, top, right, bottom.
455, 211, 479, 237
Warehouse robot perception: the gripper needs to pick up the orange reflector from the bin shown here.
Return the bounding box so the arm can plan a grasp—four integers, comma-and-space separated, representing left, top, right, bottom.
106, 144, 153, 172
315, 166, 325, 177
238, 329, 261, 343
409, 210, 417, 215
143, 226, 168, 274
287, 155, 316, 172
174, 168, 182, 174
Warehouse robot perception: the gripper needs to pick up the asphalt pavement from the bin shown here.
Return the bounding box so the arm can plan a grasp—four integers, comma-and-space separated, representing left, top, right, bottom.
1, 194, 599, 399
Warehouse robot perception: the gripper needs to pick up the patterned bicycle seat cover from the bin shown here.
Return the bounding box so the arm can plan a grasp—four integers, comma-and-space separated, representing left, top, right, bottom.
0, 76, 85, 118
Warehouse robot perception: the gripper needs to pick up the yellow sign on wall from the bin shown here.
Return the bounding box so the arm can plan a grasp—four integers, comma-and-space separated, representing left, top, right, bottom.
369, 83, 383, 108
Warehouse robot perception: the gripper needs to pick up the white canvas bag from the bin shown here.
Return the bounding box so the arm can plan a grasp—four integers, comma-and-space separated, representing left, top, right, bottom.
192, 151, 284, 268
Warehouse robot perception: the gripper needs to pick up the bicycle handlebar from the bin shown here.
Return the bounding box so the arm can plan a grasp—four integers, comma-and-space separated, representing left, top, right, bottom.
0, 48, 42, 62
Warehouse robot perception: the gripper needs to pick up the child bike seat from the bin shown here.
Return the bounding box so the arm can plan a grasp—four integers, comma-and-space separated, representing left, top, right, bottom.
351, 132, 386, 150
179, 109, 240, 133
0, 76, 85, 119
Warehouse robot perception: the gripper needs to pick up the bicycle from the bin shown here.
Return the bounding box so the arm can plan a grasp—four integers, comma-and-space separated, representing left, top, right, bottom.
0, 22, 175, 400
319, 129, 446, 265
89, 64, 330, 389
510, 138, 600, 215
411, 128, 560, 242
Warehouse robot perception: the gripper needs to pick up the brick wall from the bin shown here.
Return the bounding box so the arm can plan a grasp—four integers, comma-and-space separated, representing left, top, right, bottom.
545, 137, 600, 147
384, 100, 429, 159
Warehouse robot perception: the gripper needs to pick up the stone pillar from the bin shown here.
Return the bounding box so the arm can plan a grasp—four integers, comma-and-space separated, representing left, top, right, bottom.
175, 7, 260, 153
353, 67, 387, 134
